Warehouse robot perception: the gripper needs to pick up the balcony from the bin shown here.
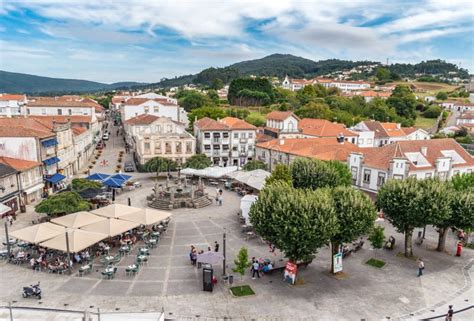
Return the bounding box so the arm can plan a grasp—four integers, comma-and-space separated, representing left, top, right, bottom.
212, 138, 221, 144
239, 138, 248, 144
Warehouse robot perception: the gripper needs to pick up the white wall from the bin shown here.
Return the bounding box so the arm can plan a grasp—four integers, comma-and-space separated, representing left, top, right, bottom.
24, 106, 96, 121
0, 137, 39, 161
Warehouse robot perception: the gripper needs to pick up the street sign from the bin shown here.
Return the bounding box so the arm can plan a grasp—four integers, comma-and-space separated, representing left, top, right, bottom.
333, 253, 343, 273
284, 261, 297, 284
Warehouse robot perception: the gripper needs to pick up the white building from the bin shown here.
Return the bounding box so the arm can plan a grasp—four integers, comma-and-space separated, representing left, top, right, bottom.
351, 121, 430, 147
456, 111, 474, 126
265, 111, 301, 137
315, 78, 371, 91
24, 96, 100, 122
440, 101, 474, 112
348, 139, 474, 194
281, 76, 313, 91
220, 117, 257, 166
0, 94, 27, 117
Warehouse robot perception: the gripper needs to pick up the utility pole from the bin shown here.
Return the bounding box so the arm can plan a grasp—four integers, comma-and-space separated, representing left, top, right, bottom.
222, 230, 226, 276
65, 230, 71, 275
4, 222, 11, 260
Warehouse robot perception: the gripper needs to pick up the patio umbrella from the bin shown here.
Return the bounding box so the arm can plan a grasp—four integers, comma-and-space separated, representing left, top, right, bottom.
196, 251, 225, 265
40, 229, 107, 252
77, 188, 102, 200
51, 211, 107, 229
102, 177, 125, 188
81, 218, 139, 237
110, 173, 132, 181
9, 222, 65, 244
120, 208, 171, 226
0, 203, 11, 216
86, 173, 110, 181
91, 203, 142, 219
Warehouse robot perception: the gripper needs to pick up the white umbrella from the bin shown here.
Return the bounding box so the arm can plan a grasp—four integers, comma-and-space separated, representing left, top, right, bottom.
9, 222, 65, 244
196, 251, 225, 265
40, 229, 107, 252
91, 204, 142, 219
120, 208, 171, 226
51, 211, 107, 228
0, 203, 11, 216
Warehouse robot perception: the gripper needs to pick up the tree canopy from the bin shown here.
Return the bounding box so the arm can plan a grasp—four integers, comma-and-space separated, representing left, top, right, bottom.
290, 158, 352, 190
144, 157, 177, 174
242, 160, 266, 171
176, 90, 213, 111
228, 78, 274, 106
188, 106, 226, 128
265, 164, 292, 186
35, 191, 90, 217
183, 154, 212, 169
71, 178, 102, 191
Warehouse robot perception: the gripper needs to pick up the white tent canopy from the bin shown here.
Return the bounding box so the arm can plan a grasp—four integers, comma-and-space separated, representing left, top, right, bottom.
91, 204, 142, 219
228, 169, 270, 190
120, 208, 171, 226
81, 218, 140, 237
240, 194, 258, 226
40, 229, 107, 253
51, 211, 107, 228
181, 166, 238, 178
9, 222, 66, 244
0, 203, 11, 216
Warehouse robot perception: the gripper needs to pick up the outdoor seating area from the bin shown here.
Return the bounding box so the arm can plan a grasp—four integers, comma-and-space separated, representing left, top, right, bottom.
2, 204, 171, 279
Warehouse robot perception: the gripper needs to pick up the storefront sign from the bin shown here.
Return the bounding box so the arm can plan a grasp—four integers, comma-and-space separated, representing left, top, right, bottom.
333, 253, 343, 273
284, 261, 297, 284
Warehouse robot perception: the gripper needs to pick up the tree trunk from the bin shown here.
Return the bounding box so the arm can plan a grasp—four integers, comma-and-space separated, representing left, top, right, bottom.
437, 227, 448, 252
330, 241, 340, 273
405, 230, 413, 257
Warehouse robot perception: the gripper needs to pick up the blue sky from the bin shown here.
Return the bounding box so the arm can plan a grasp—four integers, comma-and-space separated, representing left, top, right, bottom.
0, 0, 472, 83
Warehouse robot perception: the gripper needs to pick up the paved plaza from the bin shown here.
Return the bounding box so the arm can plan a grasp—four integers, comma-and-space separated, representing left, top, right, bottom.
0, 124, 472, 320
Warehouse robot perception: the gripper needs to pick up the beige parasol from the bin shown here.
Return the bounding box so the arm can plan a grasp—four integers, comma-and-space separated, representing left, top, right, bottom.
119, 208, 171, 226
80, 218, 140, 237
91, 204, 142, 219
39, 229, 107, 252
9, 222, 65, 244
51, 211, 107, 228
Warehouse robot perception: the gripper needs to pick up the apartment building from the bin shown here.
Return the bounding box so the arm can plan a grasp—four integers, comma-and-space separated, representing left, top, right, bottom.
0, 163, 20, 217
265, 111, 301, 138
0, 157, 43, 205
0, 94, 27, 117
220, 117, 257, 166
194, 118, 232, 166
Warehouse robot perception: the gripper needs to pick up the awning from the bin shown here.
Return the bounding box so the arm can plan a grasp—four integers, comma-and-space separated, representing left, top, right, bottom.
91, 204, 142, 219
81, 218, 140, 237
0, 203, 12, 216
45, 173, 66, 183
41, 138, 58, 148
40, 228, 107, 253
181, 166, 238, 178
10, 222, 65, 244
110, 173, 132, 181
86, 173, 110, 181
228, 169, 271, 191
43, 157, 60, 166
102, 177, 124, 188
120, 208, 171, 226
51, 211, 107, 229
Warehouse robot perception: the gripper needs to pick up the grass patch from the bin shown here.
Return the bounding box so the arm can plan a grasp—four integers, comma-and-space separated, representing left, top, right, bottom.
465, 243, 474, 250
366, 258, 386, 268
230, 285, 255, 297
415, 112, 437, 129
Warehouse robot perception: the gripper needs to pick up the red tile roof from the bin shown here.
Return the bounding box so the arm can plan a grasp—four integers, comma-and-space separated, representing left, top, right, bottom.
257, 137, 359, 162
124, 114, 160, 125
72, 127, 88, 135
194, 117, 229, 131
29, 115, 93, 124
299, 118, 358, 138
123, 98, 177, 106
27, 96, 100, 108
0, 156, 41, 170
0, 94, 26, 101
220, 117, 256, 130
380, 122, 406, 137
266, 111, 298, 121
0, 118, 55, 138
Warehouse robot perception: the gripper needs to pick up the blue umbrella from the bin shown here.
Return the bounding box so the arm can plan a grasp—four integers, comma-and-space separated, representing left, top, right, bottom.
110, 173, 132, 181
102, 178, 125, 188
86, 173, 110, 181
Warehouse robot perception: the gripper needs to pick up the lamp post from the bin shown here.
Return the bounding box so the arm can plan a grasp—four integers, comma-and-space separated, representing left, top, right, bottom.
222, 228, 226, 276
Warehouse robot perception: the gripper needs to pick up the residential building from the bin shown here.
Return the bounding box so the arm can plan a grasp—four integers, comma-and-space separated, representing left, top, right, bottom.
24, 96, 100, 121
314, 78, 371, 91
220, 117, 257, 166
265, 111, 301, 138
456, 111, 474, 126
0, 157, 43, 205
0, 163, 20, 217
256, 137, 359, 171
351, 120, 430, 147
440, 101, 474, 112
281, 76, 313, 91
348, 139, 474, 194
356, 90, 391, 102
298, 118, 359, 144
0, 94, 27, 117
72, 127, 94, 173
193, 118, 232, 166
124, 114, 195, 165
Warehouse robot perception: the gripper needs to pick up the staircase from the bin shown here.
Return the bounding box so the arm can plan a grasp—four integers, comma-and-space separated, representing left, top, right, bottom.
193, 195, 213, 209
148, 198, 172, 210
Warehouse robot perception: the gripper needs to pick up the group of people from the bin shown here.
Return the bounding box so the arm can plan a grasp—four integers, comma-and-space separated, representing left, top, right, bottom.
189, 241, 220, 266
250, 257, 273, 279
215, 188, 224, 206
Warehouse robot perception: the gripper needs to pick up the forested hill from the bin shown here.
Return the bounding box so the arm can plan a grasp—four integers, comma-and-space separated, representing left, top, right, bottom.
147, 54, 469, 89
0, 70, 145, 94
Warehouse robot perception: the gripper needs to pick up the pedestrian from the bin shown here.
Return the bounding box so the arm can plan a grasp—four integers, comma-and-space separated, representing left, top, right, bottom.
207, 246, 211, 252
189, 245, 195, 265
7, 214, 13, 226
191, 249, 197, 266
215, 188, 219, 204
417, 258, 424, 277
218, 194, 223, 206
445, 305, 453, 321
214, 241, 219, 252
252, 260, 260, 279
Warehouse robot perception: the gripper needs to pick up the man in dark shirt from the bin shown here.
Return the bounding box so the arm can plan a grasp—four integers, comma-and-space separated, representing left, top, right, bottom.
214, 241, 219, 252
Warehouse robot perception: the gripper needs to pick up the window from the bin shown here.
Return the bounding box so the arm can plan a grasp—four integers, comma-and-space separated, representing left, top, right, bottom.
144, 106, 149, 113
234, 133, 238, 139
154, 106, 159, 113
204, 145, 211, 150
57, 109, 62, 115
232, 145, 238, 151
363, 169, 371, 184
144, 142, 150, 151
213, 145, 220, 150
359, 138, 364, 144
240, 133, 246, 139
41, 109, 46, 115
27, 108, 30, 115
367, 139, 373, 145
351, 167, 357, 182
213, 133, 220, 138
248, 133, 253, 138
186, 142, 193, 153
262, 151, 266, 158
167, 125, 173, 133
165, 142, 172, 154
175, 142, 182, 153
222, 145, 229, 150
377, 173, 386, 186
223, 132, 229, 138
204, 133, 210, 139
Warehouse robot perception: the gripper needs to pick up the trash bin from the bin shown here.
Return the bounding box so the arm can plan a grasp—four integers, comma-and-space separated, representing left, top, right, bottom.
203, 266, 213, 292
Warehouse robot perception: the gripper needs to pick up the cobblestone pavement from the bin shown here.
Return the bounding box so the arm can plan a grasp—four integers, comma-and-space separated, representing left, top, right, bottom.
0, 122, 472, 320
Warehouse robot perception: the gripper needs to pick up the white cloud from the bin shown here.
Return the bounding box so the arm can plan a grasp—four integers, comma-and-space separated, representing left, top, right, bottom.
398, 27, 472, 43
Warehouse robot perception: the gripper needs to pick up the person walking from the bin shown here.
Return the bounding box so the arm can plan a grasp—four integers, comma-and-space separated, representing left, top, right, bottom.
417, 258, 425, 277
252, 260, 260, 279
7, 214, 13, 226
445, 305, 454, 321
214, 241, 219, 252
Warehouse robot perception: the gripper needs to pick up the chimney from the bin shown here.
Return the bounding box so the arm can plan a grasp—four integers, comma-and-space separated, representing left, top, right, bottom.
337, 133, 345, 144
279, 139, 285, 145
420, 147, 427, 156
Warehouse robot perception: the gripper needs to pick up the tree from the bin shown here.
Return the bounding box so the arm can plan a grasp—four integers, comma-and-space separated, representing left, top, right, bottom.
451, 172, 474, 191
233, 247, 251, 283
35, 192, 90, 217
177, 90, 213, 111
71, 178, 102, 191
211, 78, 224, 90
368, 225, 385, 258
376, 178, 427, 257
206, 89, 219, 105
376, 67, 391, 81
422, 105, 442, 118
449, 191, 474, 244
188, 106, 226, 128
295, 102, 333, 120
296, 85, 317, 105
329, 186, 377, 273
265, 164, 292, 186
387, 85, 417, 120
290, 158, 351, 190
144, 157, 177, 175
436, 91, 448, 100
243, 160, 266, 171
245, 112, 266, 127
183, 154, 212, 169
228, 78, 274, 106
250, 182, 337, 263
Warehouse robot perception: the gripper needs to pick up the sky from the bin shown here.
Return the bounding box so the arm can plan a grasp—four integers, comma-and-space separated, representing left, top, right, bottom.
0, 0, 473, 83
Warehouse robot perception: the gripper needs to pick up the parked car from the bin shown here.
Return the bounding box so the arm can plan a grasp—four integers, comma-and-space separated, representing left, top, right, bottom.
96, 141, 105, 150
124, 161, 135, 172
102, 133, 109, 141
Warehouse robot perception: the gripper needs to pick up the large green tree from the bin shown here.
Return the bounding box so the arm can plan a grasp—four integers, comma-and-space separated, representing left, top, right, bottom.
183, 154, 212, 169
35, 192, 90, 217
245, 112, 266, 127
376, 178, 427, 257
144, 157, 177, 175
387, 85, 417, 120
177, 90, 213, 111
250, 182, 337, 262
265, 164, 292, 186
295, 102, 333, 120
296, 85, 317, 105
71, 178, 102, 191
329, 186, 377, 272
188, 106, 226, 129
290, 158, 352, 190
242, 160, 266, 171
